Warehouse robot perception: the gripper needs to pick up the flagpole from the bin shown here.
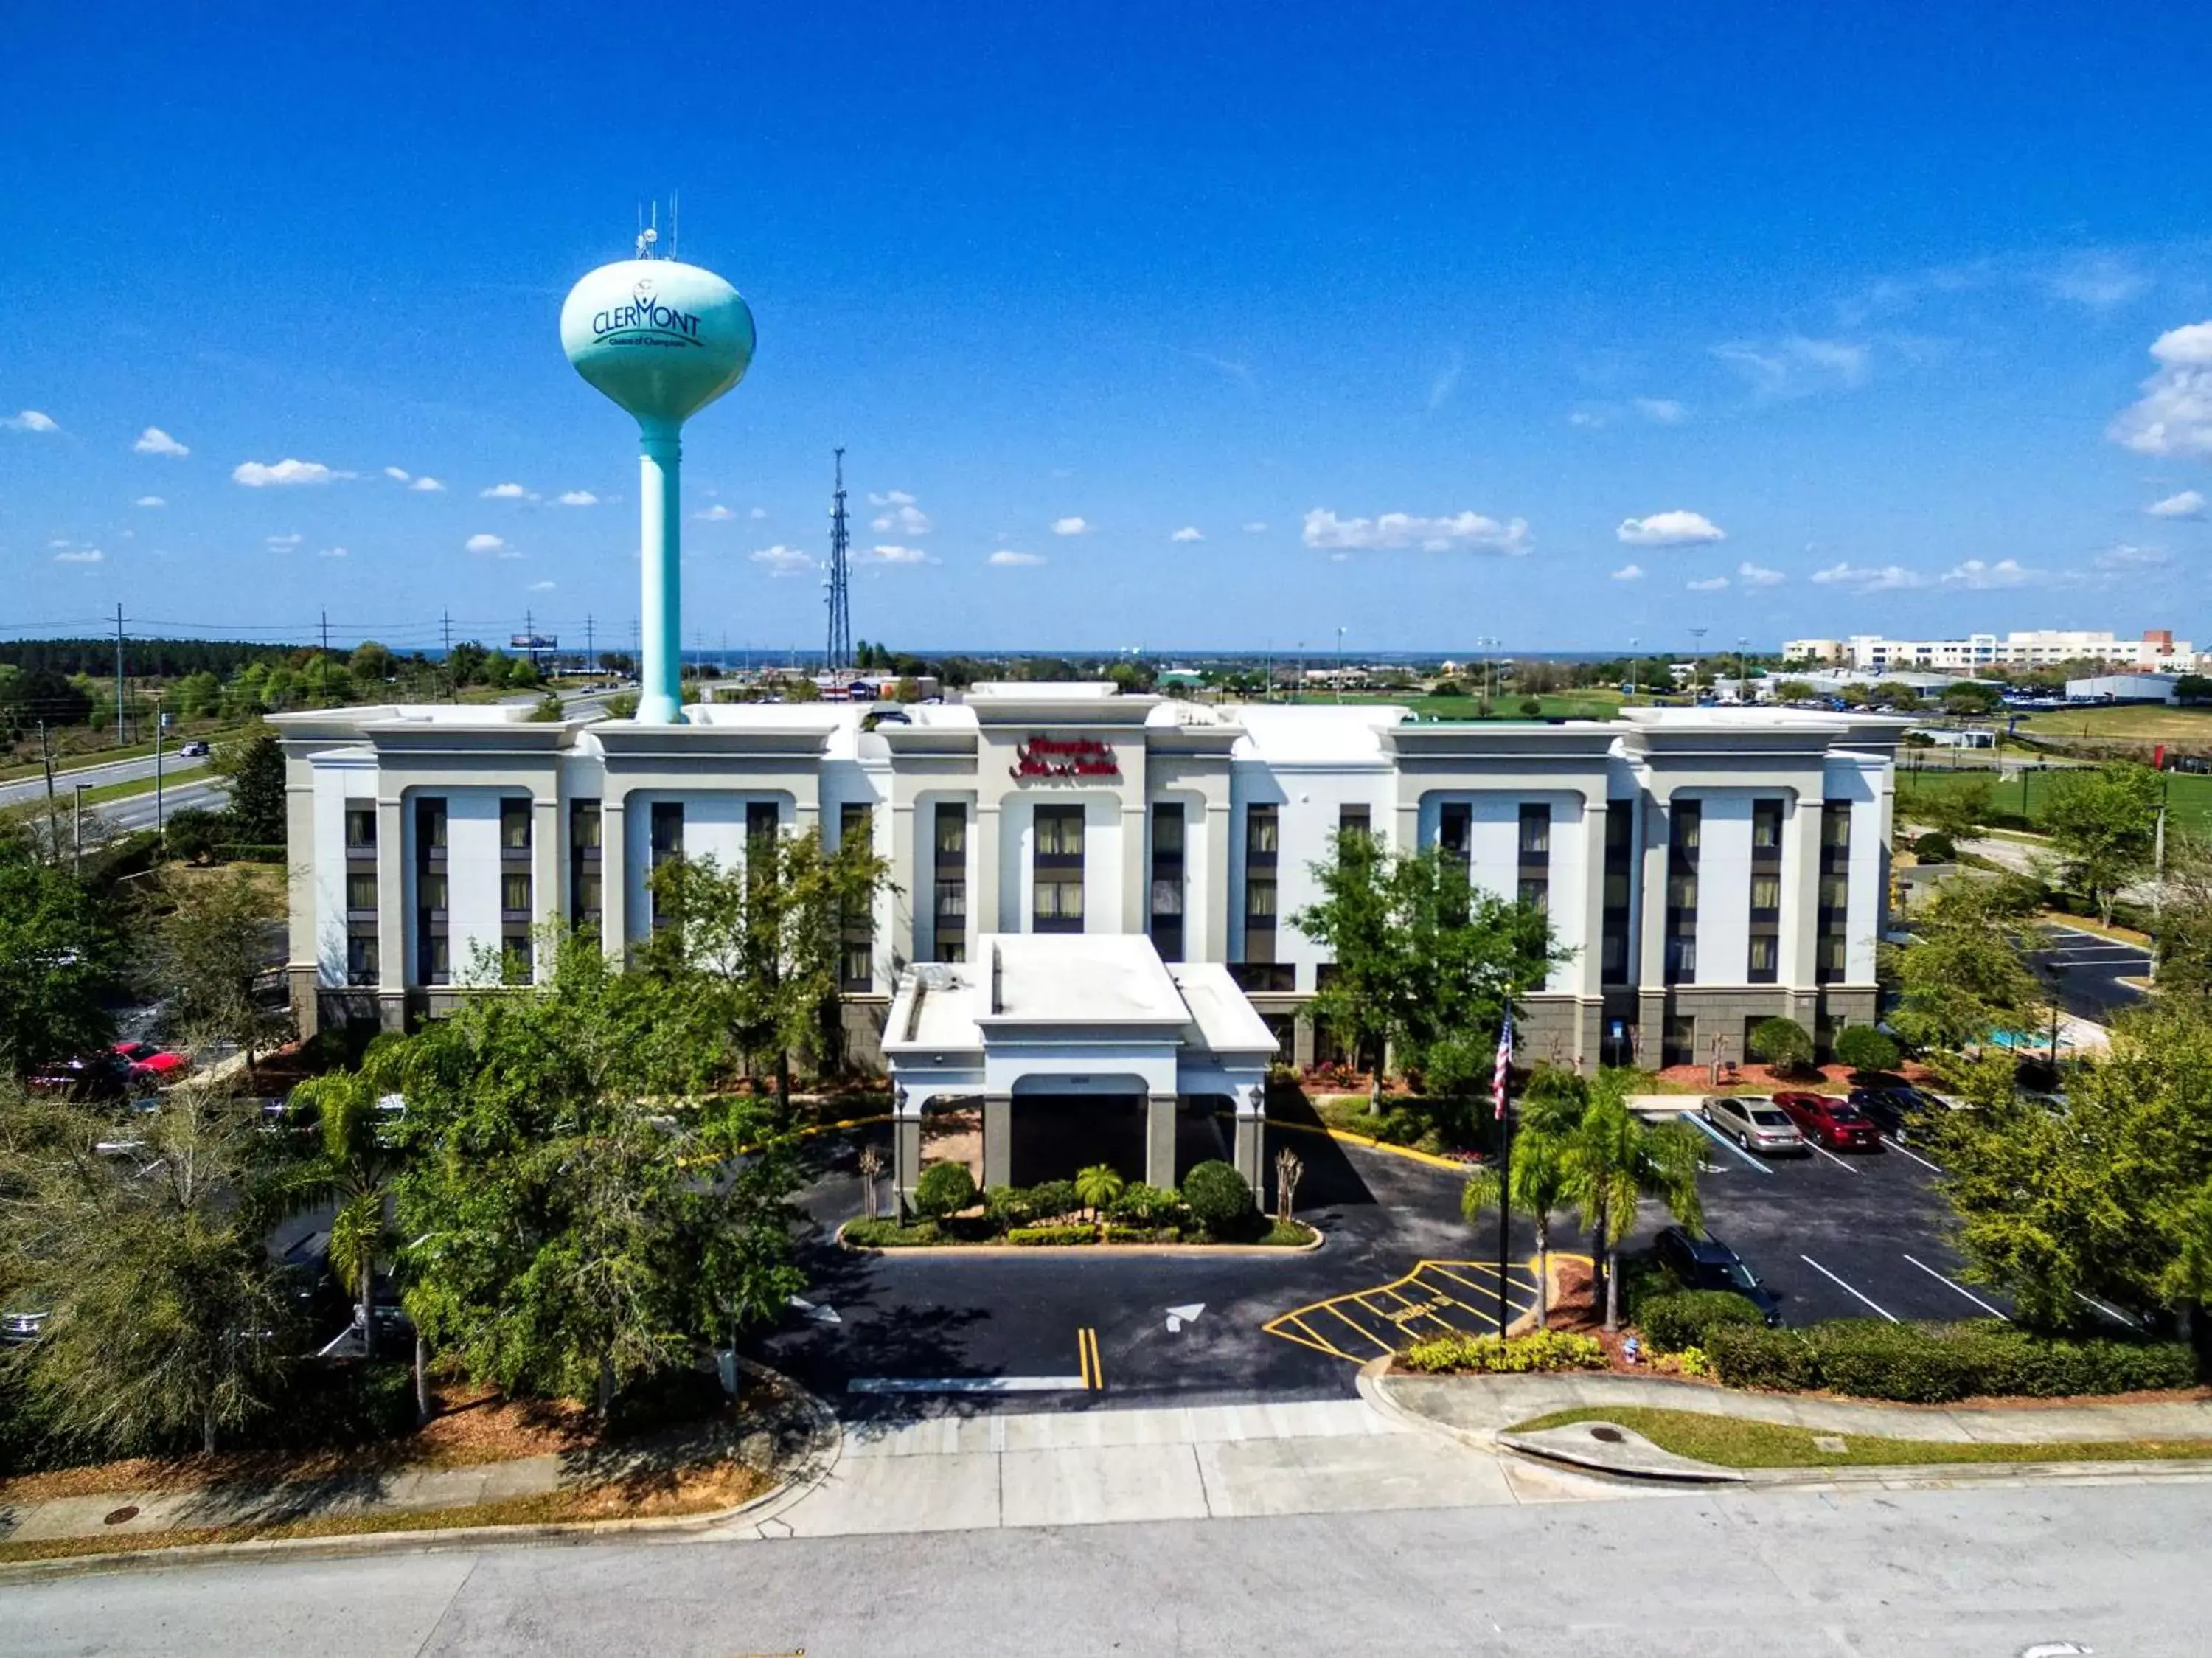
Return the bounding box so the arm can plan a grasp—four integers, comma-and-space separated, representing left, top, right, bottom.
1493, 992, 1516, 1336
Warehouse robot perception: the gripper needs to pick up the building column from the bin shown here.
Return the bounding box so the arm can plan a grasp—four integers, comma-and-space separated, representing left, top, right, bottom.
982, 1092, 1012, 1189
532, 791, 560, 982
893, 1089, 922, 1214
1781, 787, 1823, 993
1122, 801, 1148, 935
375, 796, 406, 999
974, 803, 1001, 933
599, 794, 628, 964
1147, 1093, 1178, 1188
889, 799, 917, 968
1199, 799, 1232, 962
1635, 792, 1669, 1062
1578, 798, 1609, 1002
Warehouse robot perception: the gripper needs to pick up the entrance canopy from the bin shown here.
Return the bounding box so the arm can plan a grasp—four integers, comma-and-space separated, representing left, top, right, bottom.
882, 934, 1276, 1199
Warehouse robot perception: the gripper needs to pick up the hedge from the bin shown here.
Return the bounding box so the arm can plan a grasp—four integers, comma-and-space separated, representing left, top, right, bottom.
1008, 1224, 1097, 1246
1705, 1319, 2199, 1402
1399, 1329, 1606, 1375
1637, 1290, 1767, 1353
844, 1218, 941, 1247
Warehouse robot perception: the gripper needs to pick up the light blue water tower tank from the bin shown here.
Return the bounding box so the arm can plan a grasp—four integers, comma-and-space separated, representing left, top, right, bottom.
560, 231, 755, 723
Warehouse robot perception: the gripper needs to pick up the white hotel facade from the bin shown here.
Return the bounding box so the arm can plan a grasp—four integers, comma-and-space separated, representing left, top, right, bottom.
276, 686, 1900, 1187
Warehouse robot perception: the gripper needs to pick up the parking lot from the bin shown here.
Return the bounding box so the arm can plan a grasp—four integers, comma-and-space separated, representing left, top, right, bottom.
2034, 923, 2150, 1025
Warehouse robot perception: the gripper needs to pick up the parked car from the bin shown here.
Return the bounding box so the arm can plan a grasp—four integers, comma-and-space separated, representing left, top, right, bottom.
113, 1041, 190, 1082
1702, 1094, 1806, 1155
28, 1052, 130, 1100
178, 739, 211, 757
1849, 1085, 1936, 1140
1772, 1090, 1882, 1151
1652, 1225, 1783, 1325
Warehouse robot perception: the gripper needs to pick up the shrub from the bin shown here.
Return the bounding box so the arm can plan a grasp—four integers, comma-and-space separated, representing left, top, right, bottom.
911, 1162, 976, 1223
1399, 1329, 1605, 1375
1106, 1182, 1183, 1224
1181, 1159, 1254, 1235
1705, 1323, 1820, 1391
1008, 1224, 1096, 1246
845, 1218, 939, 1247
1912, 830, 1957, 863
1747, 1016, 1815, 1075
161, 806, 226, 861
981, 1184, 1035, 1231
1517, 697, 1543, 717
1637, 1290, 1767, 1353
1705, 1318, 2199, 1401
1102, 1223, 1178, 1244
1026, 1179, 1079, 1221
1832, 1024, 1900, 1075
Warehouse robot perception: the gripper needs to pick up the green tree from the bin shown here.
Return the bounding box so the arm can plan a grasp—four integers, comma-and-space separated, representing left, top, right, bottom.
1931, 1003, 2212, 1350
1565, 1074, 1705, 1329
1902, 774, 1992, 844
378, 935, 802, 1413
1773, 679, 1815, 702
1292, 831, 1398, 1112
1461, 1067, 1586, 1326
2042, 762, 2163, 927
1832, 1024, 1901, 1075
1, 1088, 295, 1454
1939, 681, 2004, 717
1885, 874, 2045, 1052
172, 669, 224, 720
348, 640, 394, 684
912, 1159, 975, 1223
148, 866, 289, 1077
2152, 830, 2212, 1002
281, 1066, 408, 1385
1745, 1016, 1814, 1075
215, 728, 288, 847
647, 825, 894, 1110
1074, 1162, 1126, 1221
0, 820, 124, 1077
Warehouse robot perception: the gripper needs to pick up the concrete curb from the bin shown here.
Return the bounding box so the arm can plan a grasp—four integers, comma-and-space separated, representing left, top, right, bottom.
0, 1356, 842, 1584
1495, 1426, 1745, 1485
834, 1218, 1325, 1257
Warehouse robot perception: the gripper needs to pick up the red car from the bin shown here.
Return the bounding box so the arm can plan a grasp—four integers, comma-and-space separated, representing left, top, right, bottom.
113, 1042, 191, 1083
1772, 1090, 1881, 1151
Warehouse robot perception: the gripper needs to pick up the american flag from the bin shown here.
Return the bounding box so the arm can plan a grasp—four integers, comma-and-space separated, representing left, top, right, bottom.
1492, 1005, 1514, 1120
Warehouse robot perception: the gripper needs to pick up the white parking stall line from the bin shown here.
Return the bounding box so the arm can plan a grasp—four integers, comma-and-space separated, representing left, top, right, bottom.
849, 1376, 1088, 1394
1803, 1140, 1860, 1175
1882, 1135, 1943, 1173
1904, 1253, 2008, 1319
1798, 1254, 1899, 1322
1687, 1113, 1775, 1175
2073, 1291, 2142, 1330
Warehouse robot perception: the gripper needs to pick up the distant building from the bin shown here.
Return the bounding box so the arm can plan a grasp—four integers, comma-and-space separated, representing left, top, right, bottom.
1839, 629, 2195, 675
2065, 673, 2179, 705
1782, 639, 1848, 665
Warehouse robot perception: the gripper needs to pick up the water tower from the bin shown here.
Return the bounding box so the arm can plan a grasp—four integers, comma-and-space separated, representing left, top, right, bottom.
560, 221, 755, 723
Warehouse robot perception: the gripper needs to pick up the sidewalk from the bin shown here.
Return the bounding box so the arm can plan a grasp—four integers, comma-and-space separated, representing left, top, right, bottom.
1372, 1369, 2212, 1447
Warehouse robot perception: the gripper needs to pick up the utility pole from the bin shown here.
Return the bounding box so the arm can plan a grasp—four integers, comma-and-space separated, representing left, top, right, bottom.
38, 722, 59, 861
442, 610, 455, 703
320, 609, 331, 657
585, 614, 596, 680
114, 603, 126, 745
153, 690, 165, 839
72, 783, 86, 873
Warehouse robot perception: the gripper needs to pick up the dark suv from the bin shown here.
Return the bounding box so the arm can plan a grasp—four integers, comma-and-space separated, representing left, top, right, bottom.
1653, 1224, 1783, 1325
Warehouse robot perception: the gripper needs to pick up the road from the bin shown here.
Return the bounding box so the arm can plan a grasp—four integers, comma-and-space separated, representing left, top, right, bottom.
2033, 923, 2150, 1024
7, 1480, 2206, 1655
0, 750, 210, 812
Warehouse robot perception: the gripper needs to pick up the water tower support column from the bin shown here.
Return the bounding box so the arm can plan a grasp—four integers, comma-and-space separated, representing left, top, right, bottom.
637, 417, 684, 724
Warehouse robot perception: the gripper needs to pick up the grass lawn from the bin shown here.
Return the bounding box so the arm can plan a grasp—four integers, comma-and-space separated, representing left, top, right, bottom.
1511, 1406, 2212, 1469
1279, 690, 1623, 721
1895, 764, 2212, 834
2016, 704, 2212, 744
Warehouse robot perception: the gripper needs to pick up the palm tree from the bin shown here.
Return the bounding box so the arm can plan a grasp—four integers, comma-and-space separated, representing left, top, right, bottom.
1565, 1073, 1704, 1330
283, 1068, 407, 1376
1074, 1162, 1126, 1224
1461, 1086, 1584, 1328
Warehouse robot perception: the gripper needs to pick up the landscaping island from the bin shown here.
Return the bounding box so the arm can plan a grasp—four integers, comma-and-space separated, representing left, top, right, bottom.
841, 1158, 1317, 1250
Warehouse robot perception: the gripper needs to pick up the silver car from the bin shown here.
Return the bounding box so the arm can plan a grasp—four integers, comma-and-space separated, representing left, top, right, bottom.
1703, 1095, 1806, 1155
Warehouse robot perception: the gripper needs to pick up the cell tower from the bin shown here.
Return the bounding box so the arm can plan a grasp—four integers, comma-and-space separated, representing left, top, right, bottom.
825, 447, 852, 670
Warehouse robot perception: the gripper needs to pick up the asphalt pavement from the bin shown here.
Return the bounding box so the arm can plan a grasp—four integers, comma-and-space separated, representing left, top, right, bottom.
2033, 922, 2150, 1024
0, 750, 211, 812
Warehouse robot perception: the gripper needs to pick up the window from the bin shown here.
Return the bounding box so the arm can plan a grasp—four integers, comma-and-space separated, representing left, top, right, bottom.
1819, 873, 1849, 912
1338, 805, 1371, 841
1151, 802, 1186, 962
839, 803, 872, 991
1035, 805, 1083, 860
1601, 932, 1627, 974
1246, 877, 1277, 919
1750, 874, 1782, 913
1821, 805, 1851, 849
346, 873, 378, 913
1662, 1013, 1697, 1067
1034, 875, 1084, 930
1817, 934, 1848, 981
501, 873, 532, 915
416, 797, 448, 851
1517, 804, 1551, 856
936, 884, 967, 918
418, 872, 448, 912
1231, 962, 1295, 993
1666, 873, 1699, 911
1246, 806, 1279, 859
344, 808, 376, 850
570, 800, 602, 849
424, 934, 451, 986
501, 937, 532, 982
937, 941, 967, 964
650, 802, 684, 859
1665, 936, 1697, 980
500, 799, 531, 850
842, 943, 873, 988
1604, 871, 1631, 908
1151, 805, 1184, 856
346, 935, 378, 986
1517, 878, 1548, 915
1749, 934, 1778, 982
1151, 878, 1184, 915
748, 802, 779, 844
1670, 801, 1701, 850
1752, 799, 1783, 851
574, 870, 602, 919
933, 802, 967, 961
1439, 802, 1472, 861
935, 806, 967, 857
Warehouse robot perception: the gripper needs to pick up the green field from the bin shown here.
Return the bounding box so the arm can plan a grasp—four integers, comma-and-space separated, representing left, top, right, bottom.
2016, 703, 2212, 744
1895, 764, 2212, 834
1283, 690, 1624, 721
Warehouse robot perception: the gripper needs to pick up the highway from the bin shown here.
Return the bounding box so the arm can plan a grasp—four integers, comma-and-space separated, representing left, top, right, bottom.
0, 750, 210, 813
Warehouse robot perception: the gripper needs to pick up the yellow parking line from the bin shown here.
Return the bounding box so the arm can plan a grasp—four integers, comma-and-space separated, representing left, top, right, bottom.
1077, 1327, 1103, 1390
1419, 1261, 1504, 1297
1314, 1302, 1399, 1355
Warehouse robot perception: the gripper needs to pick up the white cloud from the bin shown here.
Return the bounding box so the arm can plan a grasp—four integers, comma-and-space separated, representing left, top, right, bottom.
1170, 526, 1205, 543
692, 504, 735, 521
1713, 336, 1870, 397
1941, 558, 2037, 589
1300, 507, 1531, 555
54, 547, 104, 563
861, 544, 932, 565
465, 533, 508, 555
317, 546, 348, 559
749, 506, 768, 519
1610, 563, 1645, 581
266, 533, 303, 550
869, 490, 932, 535
1736, 561, 1785, 587
2045, 254, 2151, 310
1616, 510, 1725, 547
1427, 350, 1463, 412
1634, 398, 1688, 424
383, 465, 411, 482
1051, 516, 1092, 537
135, 495, 165, 508
2146, 489, 2206, 519
557, 490, 599, 507
750, 545, 812, 576
1242, 521, 1269, 533
1811, 561, 1928, 592
408, 476, 445, 493
234, 457, 347, 487
4, 410, 58, 433
47, 538, 69, 549
1566, 407, 1611, 429
1686, 575, 1730, 592
989, 549, 1045, 566
2110, 322, 2212, 459
480, 481, 534, 499
2094, 542, 2169, 571
133, 426, 189, 457
529, 580, 557, 591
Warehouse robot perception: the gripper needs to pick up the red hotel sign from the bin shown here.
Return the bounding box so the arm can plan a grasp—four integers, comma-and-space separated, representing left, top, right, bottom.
1011, 735, 1119, 780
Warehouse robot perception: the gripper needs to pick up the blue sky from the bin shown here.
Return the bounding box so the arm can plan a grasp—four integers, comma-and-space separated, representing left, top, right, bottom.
4, 1, 2211, 656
